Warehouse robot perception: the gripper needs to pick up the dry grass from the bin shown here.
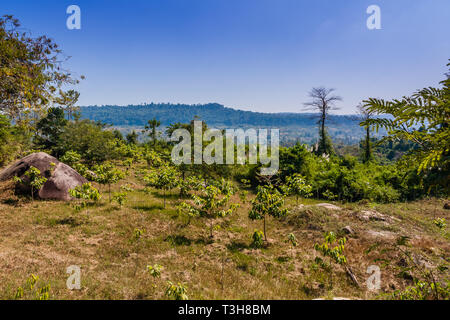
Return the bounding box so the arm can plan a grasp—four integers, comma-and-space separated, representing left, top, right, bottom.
0, 165, 448, 300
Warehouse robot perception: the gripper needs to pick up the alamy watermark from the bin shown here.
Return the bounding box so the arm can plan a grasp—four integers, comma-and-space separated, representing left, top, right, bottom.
66, 5, 81, 30
170, 121, 279, 176
66, 265, 81, 290
366, 265, 381, 291
367, 5, 381, 30
66, 5, 380, 31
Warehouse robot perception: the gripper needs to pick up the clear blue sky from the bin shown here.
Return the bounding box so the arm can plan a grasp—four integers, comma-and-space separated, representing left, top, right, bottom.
1, 0, 449, 114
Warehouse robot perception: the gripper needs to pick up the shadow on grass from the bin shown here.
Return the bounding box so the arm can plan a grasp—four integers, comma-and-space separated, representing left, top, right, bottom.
151, 191, 182, 201
49, 216, 83, 227
165, 235, 192, 246
276, 256, 291, 263
227, 241, 249, 252
164, 234, 214, 246
132, 204, 164, 212
1, 198, 19, 206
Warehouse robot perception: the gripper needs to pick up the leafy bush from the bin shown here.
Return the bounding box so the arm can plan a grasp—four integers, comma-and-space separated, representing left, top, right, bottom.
249, 185, 288, 241
165, 281, 188, 300
251, 230, 264, 249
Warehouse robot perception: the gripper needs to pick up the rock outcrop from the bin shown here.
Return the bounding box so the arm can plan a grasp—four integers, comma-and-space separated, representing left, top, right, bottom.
0, 152, 87, 201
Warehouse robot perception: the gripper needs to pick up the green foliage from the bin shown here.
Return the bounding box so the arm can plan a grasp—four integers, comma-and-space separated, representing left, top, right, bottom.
69, 183, 100, 210
15, 274, 51, 300
60, 150, 92, 179
433, 218, 447, 230
249, 185, 287, 240
390, 280, 450, 300
239, 190, 249, 203
147, 264, 163, 278
314, 232, 347, 266
0, 16, 80, 124
144, 165, 180, 207
178, 179, 239, 238
381, 236, 450, 300
126, 130, 139, 145
362, 62, 450, 190
0, 114, 18, 166
60, 150, 82, 166
179, 175, 203, 197
165, 281, 188, 300
120, 184, 134, 192
93, 163, 125, 201
322, 190, 337, 201
251, 230, 265, 249
285, 173, 312, 204
15, 166, 48, 201
112, 192, 127, 207
34, 107, 68, 156
144, 149, 165, 168
314, 232, 347, 288
286, 233, 298, 247
132, 228, 145, 242
145, 118, 161, 145
57, 120, 120, 165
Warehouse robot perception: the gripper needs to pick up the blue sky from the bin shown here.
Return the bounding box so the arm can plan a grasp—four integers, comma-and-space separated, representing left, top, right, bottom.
1, 0, 449, 114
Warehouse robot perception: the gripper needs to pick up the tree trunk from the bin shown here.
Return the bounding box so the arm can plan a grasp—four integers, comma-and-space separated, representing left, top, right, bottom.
321, 110, 326, 154
364, 126, 372, 162
263, 216, 267, 241
210, 219, 214, 238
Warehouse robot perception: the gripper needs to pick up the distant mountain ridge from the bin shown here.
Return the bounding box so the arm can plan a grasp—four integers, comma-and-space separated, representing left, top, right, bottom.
79, 103, 356, 127
79, 103, 377, 145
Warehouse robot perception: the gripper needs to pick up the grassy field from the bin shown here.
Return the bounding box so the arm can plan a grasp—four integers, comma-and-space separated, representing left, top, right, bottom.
0, 165, 448, 300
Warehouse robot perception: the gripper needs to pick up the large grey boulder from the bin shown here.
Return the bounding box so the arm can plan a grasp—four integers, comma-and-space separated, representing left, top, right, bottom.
0, 152, 87, 201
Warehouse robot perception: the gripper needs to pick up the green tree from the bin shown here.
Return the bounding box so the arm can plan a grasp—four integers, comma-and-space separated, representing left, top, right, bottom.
0, 16, 80, 125
144, 166, 179, 208
362, 62, 450, 190
69, 183, 101, 211
34, 107, 68, 156
145, 118, 161, 146
178, 179, 239, 238
57, 120, 118, 165
314, 232, 347, 288
165, 281, 188, 300
57, 89, 80, 121
93, 163, 125, 202
14, 166, 48, 201
126, 130, 139, 145
0, 114, 14, 166
249, 185, 288, 241
285, 173, 313, 204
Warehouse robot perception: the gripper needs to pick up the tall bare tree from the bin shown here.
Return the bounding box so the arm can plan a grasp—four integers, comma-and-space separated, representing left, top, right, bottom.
304, 87, 342, 155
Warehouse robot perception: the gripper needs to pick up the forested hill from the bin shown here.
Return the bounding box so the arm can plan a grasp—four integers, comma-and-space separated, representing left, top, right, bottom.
79, 103, 357, 128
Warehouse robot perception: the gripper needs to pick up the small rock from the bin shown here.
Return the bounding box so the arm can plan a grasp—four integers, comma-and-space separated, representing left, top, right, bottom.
356, 210, 401, 222
342, 226, 354, 235
316, 203, 342, 211
444, 202, 450, 210
366, 230, 396, 240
